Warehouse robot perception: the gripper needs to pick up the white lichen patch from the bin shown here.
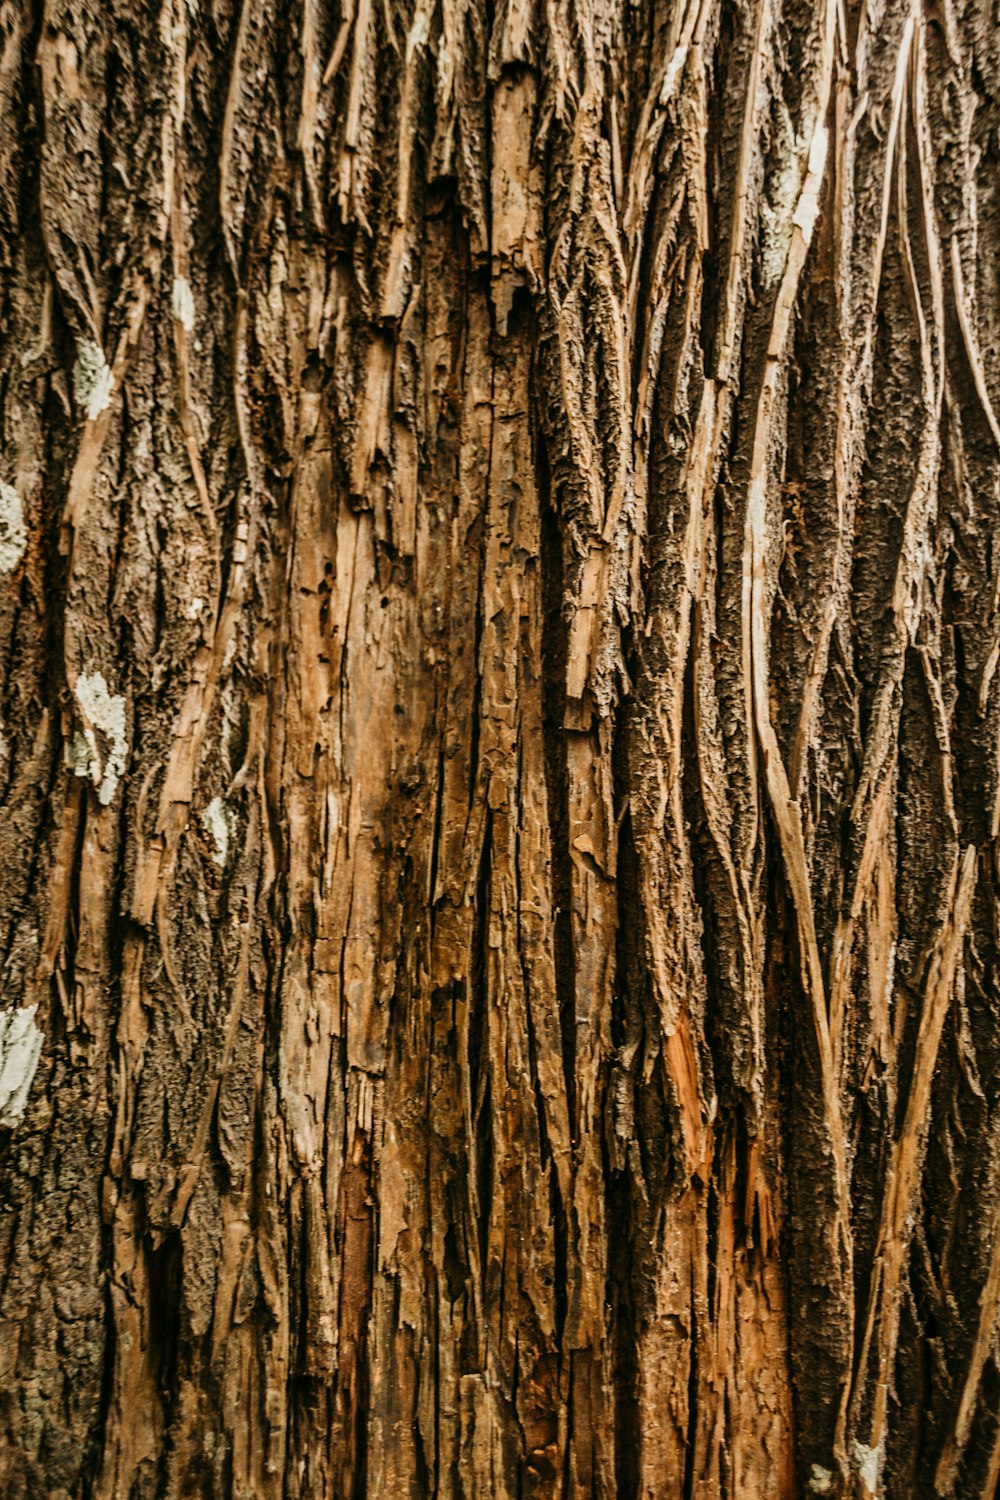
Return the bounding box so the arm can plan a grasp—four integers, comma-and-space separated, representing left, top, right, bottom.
660, 43, 689, 103
73, 338, 114, 420
808, 1465, 833, 1494
852, 1439, 882, 1496
0, 1005, 44, 1127
201, 796, 233, 868
436, 38, 452, 90
72, 672, 128, 805
171, 276, 196, 333
0, 481, 27, 573
405, 3, 431, 58
793, 125, 830, 247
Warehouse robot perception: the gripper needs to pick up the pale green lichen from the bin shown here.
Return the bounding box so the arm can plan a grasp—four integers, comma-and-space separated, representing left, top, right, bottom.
73, 338, 114, 420
0, 1005, 44, 1127
201, 795, 233, 867
64, 729, 93, 779
171, 276, 196, 333
808, 1465, 833, 1494
0, 481, 27, 574
72, 672, 127, 805
760, 113, 801, 290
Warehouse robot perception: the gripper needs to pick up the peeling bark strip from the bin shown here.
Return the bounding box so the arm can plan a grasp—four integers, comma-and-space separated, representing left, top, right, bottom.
0, 0, 999, 1495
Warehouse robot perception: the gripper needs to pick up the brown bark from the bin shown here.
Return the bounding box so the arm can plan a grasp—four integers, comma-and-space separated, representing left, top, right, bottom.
0, 0, 999, 1495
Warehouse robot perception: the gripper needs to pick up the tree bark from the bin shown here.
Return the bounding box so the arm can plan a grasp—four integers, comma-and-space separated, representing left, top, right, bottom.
0, 0, 999, 1495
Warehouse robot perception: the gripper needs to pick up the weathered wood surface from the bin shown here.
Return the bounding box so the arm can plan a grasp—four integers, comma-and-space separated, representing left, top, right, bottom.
0, 0, 999, 1494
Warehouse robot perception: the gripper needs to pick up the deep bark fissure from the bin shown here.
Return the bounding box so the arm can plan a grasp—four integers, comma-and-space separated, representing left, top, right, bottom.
538, 432, 578, 1147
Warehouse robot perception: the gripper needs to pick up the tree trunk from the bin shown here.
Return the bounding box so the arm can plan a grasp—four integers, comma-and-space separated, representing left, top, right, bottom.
0, 0, 998, 1495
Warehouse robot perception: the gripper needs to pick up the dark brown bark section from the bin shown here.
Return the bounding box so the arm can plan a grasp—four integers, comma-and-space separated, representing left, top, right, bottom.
0, 0, 999, 1495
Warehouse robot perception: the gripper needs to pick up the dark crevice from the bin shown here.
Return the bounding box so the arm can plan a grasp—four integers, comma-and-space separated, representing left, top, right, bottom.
682, 1272, 699, 1500
608, 787, 642, 1500
470, 809, 494, 1286
537, 429, 578, 1146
